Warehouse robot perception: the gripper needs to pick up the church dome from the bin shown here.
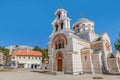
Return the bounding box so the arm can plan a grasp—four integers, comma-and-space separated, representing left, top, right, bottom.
72, 17, 94, 33
77, 18, 90, 22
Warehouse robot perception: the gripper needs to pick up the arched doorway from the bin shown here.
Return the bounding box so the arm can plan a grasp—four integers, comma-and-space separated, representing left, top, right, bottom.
57, 59, 62, 71
56, 51, 63, 71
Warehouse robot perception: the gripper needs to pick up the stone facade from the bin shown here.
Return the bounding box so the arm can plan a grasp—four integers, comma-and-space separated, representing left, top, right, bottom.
107, 51, 120, 73
48, 8, 120, 74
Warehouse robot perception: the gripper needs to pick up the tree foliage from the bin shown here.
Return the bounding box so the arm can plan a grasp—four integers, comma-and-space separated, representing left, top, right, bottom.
33, 46, 48, 62
114, 33, 120, 51
0, 46, 9, 64
0, 46, 9, 55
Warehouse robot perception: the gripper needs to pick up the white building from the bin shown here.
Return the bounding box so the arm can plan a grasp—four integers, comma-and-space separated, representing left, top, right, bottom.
48, 8, 120, 74
7, 50, 42, 69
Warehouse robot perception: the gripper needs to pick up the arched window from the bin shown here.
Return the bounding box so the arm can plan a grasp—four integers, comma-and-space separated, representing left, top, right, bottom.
55, 24, 58, 31
59, 20, 64, 30
52, 34, 67, 49
61, 22, 63, 29
57, 12, 61, 19
55, 39, 64, 49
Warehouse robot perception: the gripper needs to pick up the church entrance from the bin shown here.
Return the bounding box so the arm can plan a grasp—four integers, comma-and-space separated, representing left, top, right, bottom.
56, 51, 63, 72
57, 59, 62, 71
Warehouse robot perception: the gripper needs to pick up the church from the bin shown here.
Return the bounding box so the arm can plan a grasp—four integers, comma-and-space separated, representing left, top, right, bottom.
48, 8, 120, 74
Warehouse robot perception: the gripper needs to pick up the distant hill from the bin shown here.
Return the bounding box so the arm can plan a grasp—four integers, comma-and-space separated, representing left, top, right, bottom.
5, 45, 33, 54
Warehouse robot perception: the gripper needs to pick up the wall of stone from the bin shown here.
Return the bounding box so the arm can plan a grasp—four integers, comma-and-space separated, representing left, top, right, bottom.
82, 53, 93, 73
107, 58, 120, 73
65, 53, 73, 73
92, 53, 102, 73
72, 38, 85, 74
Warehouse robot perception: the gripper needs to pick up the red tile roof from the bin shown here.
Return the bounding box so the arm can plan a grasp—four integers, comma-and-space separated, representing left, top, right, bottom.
9, 50, 42, 56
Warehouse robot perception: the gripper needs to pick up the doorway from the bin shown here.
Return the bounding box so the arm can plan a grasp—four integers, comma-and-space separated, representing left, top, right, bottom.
56, 51, 63, 71
57, 59, 62, 71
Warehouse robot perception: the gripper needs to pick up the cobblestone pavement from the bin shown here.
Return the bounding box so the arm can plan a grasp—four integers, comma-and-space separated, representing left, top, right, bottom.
0, 69, 120, 80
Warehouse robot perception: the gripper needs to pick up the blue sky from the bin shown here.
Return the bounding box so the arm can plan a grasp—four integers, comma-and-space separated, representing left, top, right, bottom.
0, 0, 120, 50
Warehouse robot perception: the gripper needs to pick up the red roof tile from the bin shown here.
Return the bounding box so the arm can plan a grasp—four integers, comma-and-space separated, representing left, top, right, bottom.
10, 50, 42, 56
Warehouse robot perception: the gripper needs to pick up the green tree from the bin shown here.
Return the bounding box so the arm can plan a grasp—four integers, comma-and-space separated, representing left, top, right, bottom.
0, 46, 9, 56
0, 46, 9, 65
33, 46, 48, 62
114, 33, 120, 51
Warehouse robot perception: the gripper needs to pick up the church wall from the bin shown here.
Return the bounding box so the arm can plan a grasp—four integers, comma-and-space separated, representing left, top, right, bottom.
65, 53, 73, 73
92, 53, 102, 73
48, 42, 52, 55
102, 33, 112, 71
48, 56, 53, 71
66, 37, 73, 52
81, 53, 93, 73
72, 38, 85, 74
107, 58, 120, 73
89, 32, 99, 42
72, 38, 85, 52
48, 42, 53, 71
102, 33, 112, 58
64, 37, 74, 73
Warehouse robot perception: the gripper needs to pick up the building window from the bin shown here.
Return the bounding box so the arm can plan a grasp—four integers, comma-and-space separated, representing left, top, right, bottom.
55, 39, 64, 49
39, 57, 41, 59
55, 25, 58, 31
58, 13, 61, 19
23, 57, 25, 59
19, 56, 21, 59
13, 56, 15, 59
28, 57, 30, 59
61, 22, 63, 29
35, 57, 37, 59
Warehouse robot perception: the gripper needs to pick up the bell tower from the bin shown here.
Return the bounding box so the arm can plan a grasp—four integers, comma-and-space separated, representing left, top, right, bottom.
52, 8, 71, 32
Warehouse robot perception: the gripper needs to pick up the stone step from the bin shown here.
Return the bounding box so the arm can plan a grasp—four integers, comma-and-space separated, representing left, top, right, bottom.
56, 72, 64, 75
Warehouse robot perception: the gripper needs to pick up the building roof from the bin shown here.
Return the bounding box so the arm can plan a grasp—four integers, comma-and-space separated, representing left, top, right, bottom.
76, 17, 94, 23
9, 50, 42, 56
77, 18, 90, 22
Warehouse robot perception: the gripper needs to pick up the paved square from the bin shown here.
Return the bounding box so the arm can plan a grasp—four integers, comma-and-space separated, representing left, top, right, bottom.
0, 70, 120, 80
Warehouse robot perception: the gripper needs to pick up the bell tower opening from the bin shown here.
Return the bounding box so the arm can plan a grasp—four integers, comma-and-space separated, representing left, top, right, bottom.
58, 12, 61, 19
61, 22, 63, 29
54, 23, 58, 32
